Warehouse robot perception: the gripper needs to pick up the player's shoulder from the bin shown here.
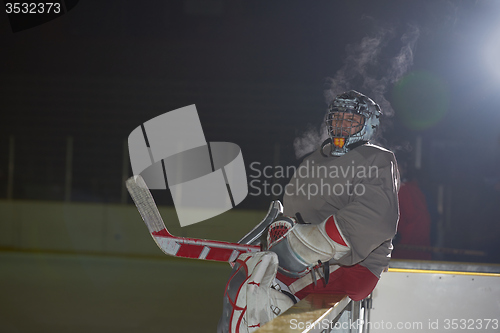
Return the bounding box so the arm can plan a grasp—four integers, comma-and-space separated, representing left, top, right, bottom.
353, 143, 396, 163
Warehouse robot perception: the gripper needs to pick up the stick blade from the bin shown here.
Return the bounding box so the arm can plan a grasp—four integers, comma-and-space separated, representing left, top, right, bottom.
126, 175, 168, 235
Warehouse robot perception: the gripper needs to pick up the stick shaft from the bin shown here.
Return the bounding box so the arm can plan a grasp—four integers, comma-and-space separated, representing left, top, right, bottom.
126, 175, 259, 262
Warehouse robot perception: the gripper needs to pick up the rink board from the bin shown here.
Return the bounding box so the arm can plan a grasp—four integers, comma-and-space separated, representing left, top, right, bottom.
370, 263, 500, 333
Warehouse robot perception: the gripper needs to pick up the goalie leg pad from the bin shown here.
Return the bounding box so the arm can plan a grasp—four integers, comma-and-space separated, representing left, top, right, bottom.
288, 216, 350, 263
217, 252, 294, 333
268, 215, 351, 278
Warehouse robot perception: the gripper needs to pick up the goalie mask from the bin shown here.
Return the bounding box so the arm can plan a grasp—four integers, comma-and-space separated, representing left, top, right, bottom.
323, 90, 382, 156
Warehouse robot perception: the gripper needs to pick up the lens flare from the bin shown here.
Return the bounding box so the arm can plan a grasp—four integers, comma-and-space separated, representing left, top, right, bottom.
392, 71, 449, 130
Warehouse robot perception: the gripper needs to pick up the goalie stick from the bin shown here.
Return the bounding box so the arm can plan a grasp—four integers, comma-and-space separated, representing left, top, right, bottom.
126, 175, 260, 263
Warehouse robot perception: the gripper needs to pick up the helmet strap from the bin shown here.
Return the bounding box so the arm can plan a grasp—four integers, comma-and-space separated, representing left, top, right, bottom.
320, 138, 333, 157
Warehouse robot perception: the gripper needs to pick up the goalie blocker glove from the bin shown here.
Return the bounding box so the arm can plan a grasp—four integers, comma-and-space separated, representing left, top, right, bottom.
266, 215, 350, 278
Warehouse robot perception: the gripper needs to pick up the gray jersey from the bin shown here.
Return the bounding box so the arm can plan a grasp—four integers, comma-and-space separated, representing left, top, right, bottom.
283, 143, 400, 278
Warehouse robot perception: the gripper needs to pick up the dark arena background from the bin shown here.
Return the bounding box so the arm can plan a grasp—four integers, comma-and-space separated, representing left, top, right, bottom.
1, 1, 500, 332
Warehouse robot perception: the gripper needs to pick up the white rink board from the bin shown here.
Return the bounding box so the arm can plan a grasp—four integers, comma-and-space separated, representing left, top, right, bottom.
369, 270, 500, 332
